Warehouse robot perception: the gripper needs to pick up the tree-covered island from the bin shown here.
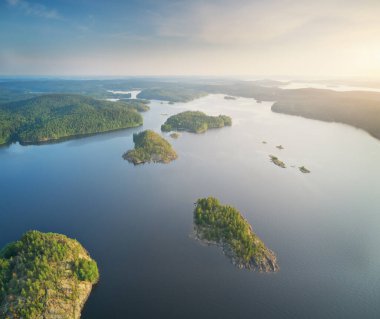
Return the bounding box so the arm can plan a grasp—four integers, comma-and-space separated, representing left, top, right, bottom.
170, 132, 180, 139
161, 111, 232, 133
0, 231, 99, 319
269, 155, 286, 168
123, 130, 178, 165
299, 166, 311, 173
0, 94, 146, 145
193, 197, 279, 272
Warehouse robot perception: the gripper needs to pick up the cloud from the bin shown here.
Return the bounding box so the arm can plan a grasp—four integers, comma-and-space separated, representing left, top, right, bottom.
7, 0, 62, 20
153, 0, 380, 47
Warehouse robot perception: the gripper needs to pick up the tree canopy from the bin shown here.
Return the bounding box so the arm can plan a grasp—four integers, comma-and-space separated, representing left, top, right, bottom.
123, 130, 178, 164
194, 197, 278, 271
161, 111, 232, 133
0, 94, 145, 145
0, 230, 99, 318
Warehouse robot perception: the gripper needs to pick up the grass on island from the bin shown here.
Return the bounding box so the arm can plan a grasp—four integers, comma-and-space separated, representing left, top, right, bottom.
194, 197, 279, 272
161, 111, 232, 134
0, 230, 99, 318
123, 130, 178, 165
0, 94, 145, 145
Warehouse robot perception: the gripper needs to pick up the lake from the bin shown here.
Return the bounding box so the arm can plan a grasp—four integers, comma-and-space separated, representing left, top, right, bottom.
1, 95, 379, 318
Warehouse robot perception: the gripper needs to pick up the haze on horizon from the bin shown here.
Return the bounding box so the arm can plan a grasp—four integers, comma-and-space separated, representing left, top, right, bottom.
1, 0, 380, 78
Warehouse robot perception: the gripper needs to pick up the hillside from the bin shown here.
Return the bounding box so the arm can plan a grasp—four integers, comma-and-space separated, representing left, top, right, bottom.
271, 89, 380, 139
0, 94, 145, 145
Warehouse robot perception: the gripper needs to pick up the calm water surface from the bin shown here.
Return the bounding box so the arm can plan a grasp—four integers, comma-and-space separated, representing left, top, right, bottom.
1, 95, 380, 318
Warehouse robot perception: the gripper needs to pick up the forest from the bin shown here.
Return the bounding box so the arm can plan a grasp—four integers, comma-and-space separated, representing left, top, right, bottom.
161, 111, 232, 133
0, 231, 99, 318
123, 130, 178, 164
1, 78, 379, 140
0, 94, 145, 145
194, 197, 278, 271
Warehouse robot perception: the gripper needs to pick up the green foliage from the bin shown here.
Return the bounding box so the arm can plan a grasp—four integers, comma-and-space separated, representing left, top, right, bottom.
194, 197, 268, 264
123, 130, 177, 164
137, 88, 207, 102
0, 94, 144, 145
161, 111, 232, 133
161, 124, 172, 132
73, 259, 99, 283
0, 230, 99, 318
269, 155, 286, 168
117, 99, 150, 112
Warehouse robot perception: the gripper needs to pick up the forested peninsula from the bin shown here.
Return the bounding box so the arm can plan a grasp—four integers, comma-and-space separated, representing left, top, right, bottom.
193, 197, 279, 272
0, 94, 146, 145
161, 111, 232, 133
0, 231, 99, 319
123, 130, 178, 164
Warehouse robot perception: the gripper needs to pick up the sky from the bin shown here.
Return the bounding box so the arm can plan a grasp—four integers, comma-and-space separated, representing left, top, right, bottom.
1, 0, 380, 77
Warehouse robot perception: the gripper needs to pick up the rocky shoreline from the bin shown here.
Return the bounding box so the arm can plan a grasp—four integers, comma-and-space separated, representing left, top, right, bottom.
193, 226, 279, 272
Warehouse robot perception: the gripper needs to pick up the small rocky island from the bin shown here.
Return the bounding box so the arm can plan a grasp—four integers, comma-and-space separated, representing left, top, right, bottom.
193, 197, 279, 272
170, 132, 180, 139
123, 130, 178, 164
161, 111, 232, 134
299, 166, 311, 173
0, 230, 99, 319
269, 155, 286, 168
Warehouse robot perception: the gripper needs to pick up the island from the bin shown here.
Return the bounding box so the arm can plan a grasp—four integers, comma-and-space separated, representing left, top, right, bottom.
0, 94, 145, 145
0, 230, 99, 319
161, 111, 232, 133
224, 96, 236, 100
137, 87, 207, 102
123, 130, 178, 164
1, 78, 380, 141
276, 145, 284, 150
299, 166, 311, 173
193, 197, 279, 272
269, 155, 286, 168
170, 132, 180, 139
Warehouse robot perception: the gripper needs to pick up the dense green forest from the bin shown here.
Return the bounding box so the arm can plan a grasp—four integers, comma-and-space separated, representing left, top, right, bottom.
194, 197, 278, 272
1, 78, 379, 140
0, 230, 99, 318
123, 130, 178, 164
271, 89, 380, 140
0, 94, 145, 145
161, 111, 232, 133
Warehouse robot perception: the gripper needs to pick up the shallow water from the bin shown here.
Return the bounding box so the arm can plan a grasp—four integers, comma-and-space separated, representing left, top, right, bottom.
1, 95, 379, 318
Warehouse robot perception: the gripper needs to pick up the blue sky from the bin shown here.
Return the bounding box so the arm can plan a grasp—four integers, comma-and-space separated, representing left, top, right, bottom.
1, 0, 380, 77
